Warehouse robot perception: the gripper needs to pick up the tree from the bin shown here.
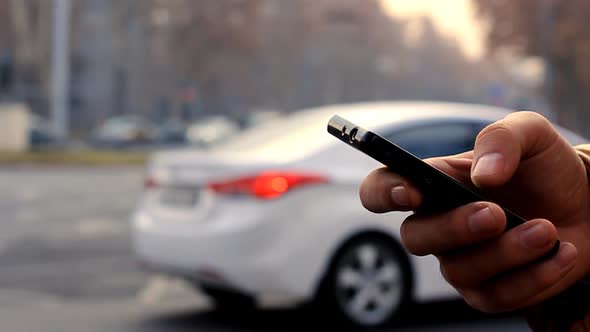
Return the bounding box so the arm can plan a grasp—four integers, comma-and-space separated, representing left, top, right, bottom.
474, 0, 590, 136
145, 0, 265, 117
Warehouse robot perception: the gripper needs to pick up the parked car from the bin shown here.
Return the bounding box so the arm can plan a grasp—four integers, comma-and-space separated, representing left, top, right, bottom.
29, 114, 56, 147
186, 115, 241, 148
154, 119, 188, 145
239, 109, 284, 129
131, 101, 586, 328
90, 115, 157, 148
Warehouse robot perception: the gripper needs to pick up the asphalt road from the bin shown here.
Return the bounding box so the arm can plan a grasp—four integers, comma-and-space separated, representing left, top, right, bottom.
0, 166, 530, 332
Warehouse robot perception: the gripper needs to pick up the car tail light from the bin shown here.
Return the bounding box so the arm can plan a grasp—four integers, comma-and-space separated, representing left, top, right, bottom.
208, 171, 329, 199
144, 177, 159, 190
143, 168, 171, 190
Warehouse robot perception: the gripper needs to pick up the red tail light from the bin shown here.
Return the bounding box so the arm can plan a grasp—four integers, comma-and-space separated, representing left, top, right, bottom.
144, 177, 159, 190
208, 171, 329, 199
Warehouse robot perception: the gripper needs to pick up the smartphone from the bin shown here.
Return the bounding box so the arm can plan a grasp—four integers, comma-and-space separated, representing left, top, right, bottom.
327, 114, 560, 253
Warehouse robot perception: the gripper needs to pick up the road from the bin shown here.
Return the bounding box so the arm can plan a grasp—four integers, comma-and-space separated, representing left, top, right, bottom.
0, 166, 530, 331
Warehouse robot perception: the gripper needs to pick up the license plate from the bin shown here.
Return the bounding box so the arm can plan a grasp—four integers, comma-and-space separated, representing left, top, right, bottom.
160, 188, 199, 207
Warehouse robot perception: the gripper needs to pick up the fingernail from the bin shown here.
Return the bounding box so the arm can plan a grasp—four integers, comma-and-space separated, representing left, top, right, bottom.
468, 207, 497, 234
519, 223, 552, 249
473, 153, 504, 178
391, 185, 409, 207
554, 243, 577, 269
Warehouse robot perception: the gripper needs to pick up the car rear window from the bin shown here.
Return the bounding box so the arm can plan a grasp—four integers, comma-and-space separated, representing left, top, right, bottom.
214, 111, 337, 159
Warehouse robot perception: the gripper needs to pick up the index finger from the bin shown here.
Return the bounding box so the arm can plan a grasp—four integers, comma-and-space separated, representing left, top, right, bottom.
359, 167, 423, 213
359, 151, 473, 214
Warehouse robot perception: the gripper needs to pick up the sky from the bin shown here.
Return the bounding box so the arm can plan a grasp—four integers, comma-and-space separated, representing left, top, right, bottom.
381, 0, 486, 59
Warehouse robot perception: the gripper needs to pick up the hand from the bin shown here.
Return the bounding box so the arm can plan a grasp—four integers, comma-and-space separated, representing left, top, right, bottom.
359, 111, 590, 315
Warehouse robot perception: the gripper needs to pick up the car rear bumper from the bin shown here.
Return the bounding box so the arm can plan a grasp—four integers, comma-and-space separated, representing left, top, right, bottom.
132, 210, 315, 302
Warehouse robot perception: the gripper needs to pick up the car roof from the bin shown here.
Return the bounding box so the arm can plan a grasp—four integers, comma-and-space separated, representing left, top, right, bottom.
207, 101, 512, 162
282, 100, 586, 144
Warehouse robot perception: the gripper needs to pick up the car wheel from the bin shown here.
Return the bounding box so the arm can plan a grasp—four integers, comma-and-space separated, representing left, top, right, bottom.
317, 236, 412, 328
200, 285, 256, 312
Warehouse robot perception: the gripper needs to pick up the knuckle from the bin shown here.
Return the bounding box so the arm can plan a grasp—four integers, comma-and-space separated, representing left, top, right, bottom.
459, 288, 494, 313
358, 170, 377, 201
399, 218, 418, 254
490, 286, 518, 312
444, 206, 473, 242
470, 292, 505, 313
447, 202, 504, 242
400, 216, 428, 256
530, 265, 557, 289
482, 281, 529, 313
476, 121, 513, 144
358, 184, 374, 212
509, 110, 551, 129
505, 111, 558, 146
400, 218, 410, 244
439, 261, 469, 288
358, 168, 387, 212
510, 111, 555, 139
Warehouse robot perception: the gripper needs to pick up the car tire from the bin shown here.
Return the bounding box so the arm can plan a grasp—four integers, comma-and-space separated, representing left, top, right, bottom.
200, 285, 256, 312
316, 235, 412, 329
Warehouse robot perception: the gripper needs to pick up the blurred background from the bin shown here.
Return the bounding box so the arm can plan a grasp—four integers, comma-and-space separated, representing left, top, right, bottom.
0, 0, 588, 331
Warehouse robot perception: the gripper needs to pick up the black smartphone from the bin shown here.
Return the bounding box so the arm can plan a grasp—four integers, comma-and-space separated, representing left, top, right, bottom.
326, 114, 559, 252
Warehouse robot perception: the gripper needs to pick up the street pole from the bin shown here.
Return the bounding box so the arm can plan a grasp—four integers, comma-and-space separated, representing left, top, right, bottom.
50, 0, 71, 143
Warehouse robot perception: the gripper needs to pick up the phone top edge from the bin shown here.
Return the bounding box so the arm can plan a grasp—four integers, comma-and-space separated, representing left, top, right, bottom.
327, 114, 348, 133
327, 114, 369, 147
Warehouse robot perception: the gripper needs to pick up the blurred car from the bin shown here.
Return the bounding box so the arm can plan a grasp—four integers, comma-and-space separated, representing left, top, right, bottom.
132, 101, 586, 328
154, 119, 188, 145
186, 115, 241, 148
90, 115, 156, 148
239, 109, 284, 129
29, 114, 56, 147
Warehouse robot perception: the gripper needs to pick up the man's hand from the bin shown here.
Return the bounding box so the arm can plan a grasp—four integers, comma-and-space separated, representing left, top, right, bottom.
359, 111, 590, 316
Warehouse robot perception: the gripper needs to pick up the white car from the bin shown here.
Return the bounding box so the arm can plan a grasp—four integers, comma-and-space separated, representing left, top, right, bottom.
132, 101, 586, 328
186, 116, 241, 148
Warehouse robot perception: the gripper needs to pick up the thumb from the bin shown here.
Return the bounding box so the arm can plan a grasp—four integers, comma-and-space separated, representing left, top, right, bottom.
471, 111, 561, 188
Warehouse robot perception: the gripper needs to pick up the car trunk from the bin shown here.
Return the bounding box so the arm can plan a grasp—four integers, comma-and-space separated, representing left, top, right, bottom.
145, 149, 280, 212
